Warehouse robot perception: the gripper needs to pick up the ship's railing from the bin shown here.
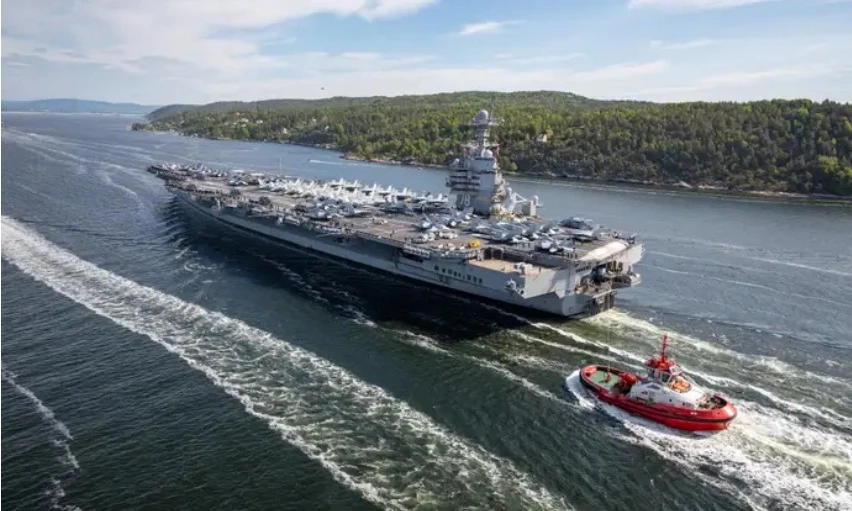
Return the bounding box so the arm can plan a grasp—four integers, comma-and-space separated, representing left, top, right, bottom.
483, 246, 579, 269
434, 249, 478, 260
448, 174, 480, 181
185, 188, 225, 197
448, 186, 481, 193
314, 225, 344, 235
402, 244, 432, 259
399, 244, 478, 261
348, 229, 406, 247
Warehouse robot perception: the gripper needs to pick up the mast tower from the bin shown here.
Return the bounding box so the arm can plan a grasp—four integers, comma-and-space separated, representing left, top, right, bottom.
446, 109, 508, 216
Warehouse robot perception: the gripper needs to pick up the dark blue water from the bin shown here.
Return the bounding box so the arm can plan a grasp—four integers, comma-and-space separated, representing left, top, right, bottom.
3, 113, 851, 511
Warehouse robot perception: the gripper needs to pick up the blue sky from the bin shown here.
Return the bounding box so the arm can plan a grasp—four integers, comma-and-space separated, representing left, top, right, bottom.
2, 0, 851, 105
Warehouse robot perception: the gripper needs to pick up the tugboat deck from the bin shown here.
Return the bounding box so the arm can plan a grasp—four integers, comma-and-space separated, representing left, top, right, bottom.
587, 368, 623, 391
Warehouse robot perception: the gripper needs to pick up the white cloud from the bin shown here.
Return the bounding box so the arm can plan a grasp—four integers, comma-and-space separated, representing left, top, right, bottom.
628, 0, 779, 9
527, 53, 585, 64
632, 33, 852, 101
491, 53, 584, 66
2, 0, 850, 104
637, 62, 845, 99
289, 52, 437, 74
204, 59, 671, 100
341, 52, 382, 61
701, 67, 815, 86
650, 39, 715, 50
570, 60, 670, 81
1, 0, 440, 80
457, 20, 522, 36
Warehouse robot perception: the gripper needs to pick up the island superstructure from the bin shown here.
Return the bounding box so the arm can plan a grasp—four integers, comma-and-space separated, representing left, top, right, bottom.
150, 109, 644, 317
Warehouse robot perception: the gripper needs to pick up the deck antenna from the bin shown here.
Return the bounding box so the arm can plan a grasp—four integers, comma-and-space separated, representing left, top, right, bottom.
605, 321, 612, 381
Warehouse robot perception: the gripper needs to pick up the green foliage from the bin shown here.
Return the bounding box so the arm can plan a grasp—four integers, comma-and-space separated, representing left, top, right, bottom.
145, 91, 644, 121
136, 92, 852, 196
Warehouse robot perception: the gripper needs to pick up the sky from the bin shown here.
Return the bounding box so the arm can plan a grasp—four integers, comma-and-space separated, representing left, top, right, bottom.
2, 0, 851, 105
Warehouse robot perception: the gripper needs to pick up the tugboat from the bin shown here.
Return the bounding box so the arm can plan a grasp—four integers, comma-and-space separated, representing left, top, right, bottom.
575, 334, 737, 432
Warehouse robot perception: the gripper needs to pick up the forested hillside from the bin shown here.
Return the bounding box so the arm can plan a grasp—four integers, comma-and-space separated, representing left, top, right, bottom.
134, 91, 852, 196
145, 91, 646, 121
3, 98, 159, 114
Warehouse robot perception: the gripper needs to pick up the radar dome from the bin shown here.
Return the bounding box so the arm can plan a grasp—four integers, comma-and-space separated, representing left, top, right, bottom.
474, 109, 489, 123
482, 149, 494, 158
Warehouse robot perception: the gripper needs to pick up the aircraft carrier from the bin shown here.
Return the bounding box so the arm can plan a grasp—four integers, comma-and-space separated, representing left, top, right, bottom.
149, 109, 644, 317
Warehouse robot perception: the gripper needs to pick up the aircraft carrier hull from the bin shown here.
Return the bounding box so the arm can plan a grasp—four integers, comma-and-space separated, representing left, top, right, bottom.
174, 190, 616, 317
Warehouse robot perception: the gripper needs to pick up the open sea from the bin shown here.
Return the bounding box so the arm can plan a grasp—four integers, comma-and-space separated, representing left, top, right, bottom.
2, 113, 851, 511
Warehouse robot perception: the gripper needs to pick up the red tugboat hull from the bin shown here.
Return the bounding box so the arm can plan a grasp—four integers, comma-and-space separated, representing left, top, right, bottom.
579, 365, 737, 432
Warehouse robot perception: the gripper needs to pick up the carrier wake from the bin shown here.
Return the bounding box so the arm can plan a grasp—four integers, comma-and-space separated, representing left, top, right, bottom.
148, 109, 644, 317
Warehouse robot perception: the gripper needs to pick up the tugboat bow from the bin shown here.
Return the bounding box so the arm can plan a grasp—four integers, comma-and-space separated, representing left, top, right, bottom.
576, 333, 737, 431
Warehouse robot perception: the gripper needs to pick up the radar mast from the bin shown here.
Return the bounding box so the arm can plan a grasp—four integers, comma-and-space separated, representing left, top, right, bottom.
446, 109, 508, 216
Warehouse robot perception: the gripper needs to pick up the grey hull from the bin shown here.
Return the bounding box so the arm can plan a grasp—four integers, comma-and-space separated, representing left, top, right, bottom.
175, 191, 610, 317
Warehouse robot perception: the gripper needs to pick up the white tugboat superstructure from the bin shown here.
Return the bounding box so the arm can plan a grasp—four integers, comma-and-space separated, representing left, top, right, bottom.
577, 333, 738, 431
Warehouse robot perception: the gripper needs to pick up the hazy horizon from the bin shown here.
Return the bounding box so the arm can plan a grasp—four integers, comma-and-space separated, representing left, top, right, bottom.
4, 90, 850, 110
3, 0, 851, 105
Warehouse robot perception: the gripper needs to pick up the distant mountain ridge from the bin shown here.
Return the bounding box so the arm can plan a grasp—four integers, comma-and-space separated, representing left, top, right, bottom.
137, 91, 852, 196
2, 98, 161, 115
146, 91, 651, 121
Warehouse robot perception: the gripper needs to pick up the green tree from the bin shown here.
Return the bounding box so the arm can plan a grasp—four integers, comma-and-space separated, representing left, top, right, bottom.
138, 92, 852, 196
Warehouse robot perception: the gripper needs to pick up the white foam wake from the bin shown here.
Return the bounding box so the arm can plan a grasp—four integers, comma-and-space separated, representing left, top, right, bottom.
250, 252, 377, 327
308, 158, 371, 167
469, 300, 851, 429
564, 372, 852, 511
509, 331, 637, 367
447, 271, 852, 508
749, 256, 852, 278
3, 128, 145, 202
589, 309, 852, 394
1, 216, 569, 511
392, 331, 569, 407
1, 366, 80, 471
2, 366, 82, 510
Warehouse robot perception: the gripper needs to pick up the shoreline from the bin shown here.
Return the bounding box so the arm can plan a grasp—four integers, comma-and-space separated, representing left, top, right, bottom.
504, 174, 852, 205
339, 152, 446, 169
136, 128, 852, 205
